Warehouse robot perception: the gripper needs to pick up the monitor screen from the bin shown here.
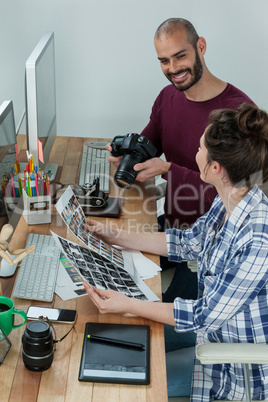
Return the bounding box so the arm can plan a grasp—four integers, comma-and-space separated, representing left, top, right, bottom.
25, 31, 58, 179
0, 100, 22, 232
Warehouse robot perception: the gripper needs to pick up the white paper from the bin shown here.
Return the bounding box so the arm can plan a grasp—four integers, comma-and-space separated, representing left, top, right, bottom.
132, 251, 161, 279
51, 231, 159, 302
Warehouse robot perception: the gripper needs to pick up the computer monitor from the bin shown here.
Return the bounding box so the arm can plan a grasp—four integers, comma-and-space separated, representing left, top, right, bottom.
25, 31, 58, 181
0, 100, 22, 232
0, 101, 16, 149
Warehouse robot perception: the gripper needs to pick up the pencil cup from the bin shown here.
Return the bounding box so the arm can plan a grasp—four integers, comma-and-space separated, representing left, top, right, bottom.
22, 190, 51, 225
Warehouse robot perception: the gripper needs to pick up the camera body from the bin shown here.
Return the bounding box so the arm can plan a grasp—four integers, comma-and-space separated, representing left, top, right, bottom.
22, 320, 54, 371
111, 133, 157, 188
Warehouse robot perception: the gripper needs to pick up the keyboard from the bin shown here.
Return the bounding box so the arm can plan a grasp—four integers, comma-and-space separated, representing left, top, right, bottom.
13, 233, 61, 302
78, 145, 110, 193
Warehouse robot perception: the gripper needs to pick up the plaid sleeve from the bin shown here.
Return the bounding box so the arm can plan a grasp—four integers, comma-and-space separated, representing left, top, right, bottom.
174, 240, 268, 333
166, 214, 208, 263
166, 195, 225, 263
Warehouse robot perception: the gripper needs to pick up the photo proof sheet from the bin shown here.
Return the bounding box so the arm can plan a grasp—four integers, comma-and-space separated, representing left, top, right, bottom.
55, 186, 159, 301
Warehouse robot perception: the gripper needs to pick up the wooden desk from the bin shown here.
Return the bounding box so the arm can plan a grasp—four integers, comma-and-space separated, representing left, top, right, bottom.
0, 137, 168, 402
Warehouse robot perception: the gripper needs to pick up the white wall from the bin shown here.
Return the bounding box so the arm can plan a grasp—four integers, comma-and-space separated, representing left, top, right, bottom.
0, 0, 267, 138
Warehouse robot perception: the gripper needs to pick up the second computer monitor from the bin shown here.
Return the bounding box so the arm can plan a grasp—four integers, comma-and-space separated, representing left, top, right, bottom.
25, 31, 58, 179
0, 100, 22, 230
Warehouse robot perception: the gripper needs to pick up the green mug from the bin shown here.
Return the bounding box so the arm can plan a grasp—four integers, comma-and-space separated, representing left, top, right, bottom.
0, 296, 27, 336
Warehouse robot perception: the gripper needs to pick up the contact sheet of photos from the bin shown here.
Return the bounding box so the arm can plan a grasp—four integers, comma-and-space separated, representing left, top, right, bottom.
54, 187, 158, 301
56, 186, 124, 269
52, 232, 149, 300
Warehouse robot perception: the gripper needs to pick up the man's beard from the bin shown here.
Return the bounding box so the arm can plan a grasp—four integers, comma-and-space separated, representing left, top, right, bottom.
167, 50, 203, 92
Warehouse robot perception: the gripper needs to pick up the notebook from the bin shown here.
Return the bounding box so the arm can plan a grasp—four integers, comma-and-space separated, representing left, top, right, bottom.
79, 322, 150, 385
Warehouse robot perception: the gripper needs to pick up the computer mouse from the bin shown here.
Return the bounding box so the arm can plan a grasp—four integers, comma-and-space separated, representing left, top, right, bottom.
0, 254, 18, 277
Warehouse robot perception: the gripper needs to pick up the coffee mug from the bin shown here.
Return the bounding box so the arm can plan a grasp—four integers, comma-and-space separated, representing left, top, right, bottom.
0, 296, 27, 336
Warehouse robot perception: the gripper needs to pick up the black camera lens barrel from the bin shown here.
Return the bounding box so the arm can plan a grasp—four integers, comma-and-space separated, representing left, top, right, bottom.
111, 133, 157, 189
114, 153, 144, 188
22, 320, 54, 371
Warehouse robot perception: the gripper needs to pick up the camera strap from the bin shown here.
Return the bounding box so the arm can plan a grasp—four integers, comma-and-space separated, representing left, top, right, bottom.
38, 315, 75, 349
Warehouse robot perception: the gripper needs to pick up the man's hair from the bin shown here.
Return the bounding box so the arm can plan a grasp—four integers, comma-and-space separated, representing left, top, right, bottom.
154, 18, 199, 46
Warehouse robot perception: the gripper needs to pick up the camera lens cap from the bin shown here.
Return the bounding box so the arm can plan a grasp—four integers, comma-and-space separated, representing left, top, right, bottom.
27, 321, 50, 338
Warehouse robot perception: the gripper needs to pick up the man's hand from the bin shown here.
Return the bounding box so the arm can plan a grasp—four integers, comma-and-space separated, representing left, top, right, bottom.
106, 143, 171, 181
106, 143, 122, 168
133, 158, 171, 182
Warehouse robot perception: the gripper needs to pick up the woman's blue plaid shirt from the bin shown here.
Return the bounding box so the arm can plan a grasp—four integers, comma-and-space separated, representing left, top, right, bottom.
166, 186, 268, 401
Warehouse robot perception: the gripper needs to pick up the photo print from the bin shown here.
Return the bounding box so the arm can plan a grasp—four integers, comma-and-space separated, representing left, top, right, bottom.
56, 186, 124, 268
55, 253, 88, 300
51, 232, 149, 300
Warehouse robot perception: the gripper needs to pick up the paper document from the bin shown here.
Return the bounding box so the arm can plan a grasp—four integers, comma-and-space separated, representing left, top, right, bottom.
52, 231, 159, 301
54, 186, 160, 301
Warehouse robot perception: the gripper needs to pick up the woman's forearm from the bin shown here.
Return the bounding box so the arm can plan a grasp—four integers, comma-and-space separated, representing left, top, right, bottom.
85, 219, 168, 256
127, 297, 176, 326
115, 230, 168, 256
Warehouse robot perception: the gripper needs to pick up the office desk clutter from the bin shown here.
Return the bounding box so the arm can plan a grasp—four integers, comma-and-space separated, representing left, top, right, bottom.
0, 137, 166, 399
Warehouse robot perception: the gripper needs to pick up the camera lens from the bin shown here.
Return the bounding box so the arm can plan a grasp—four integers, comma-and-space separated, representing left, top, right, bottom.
22, 320, 54, 371
114, 153, 143, 189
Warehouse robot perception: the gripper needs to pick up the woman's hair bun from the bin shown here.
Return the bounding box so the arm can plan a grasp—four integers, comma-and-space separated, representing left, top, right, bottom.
206, 103, 268, 188
236, 103, 268, 140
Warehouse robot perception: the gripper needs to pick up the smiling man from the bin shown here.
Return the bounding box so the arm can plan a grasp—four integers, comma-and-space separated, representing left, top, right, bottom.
133, 18, 255, 303
107, 18, 254, 302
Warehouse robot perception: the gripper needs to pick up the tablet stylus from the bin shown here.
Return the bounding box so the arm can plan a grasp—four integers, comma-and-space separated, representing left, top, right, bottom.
87, 334, 144, 350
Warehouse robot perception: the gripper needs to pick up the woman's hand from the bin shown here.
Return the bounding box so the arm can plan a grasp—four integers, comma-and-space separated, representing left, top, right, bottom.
83, 281, 131, 315
84, 281, 176, 325
84, 219, 119, 244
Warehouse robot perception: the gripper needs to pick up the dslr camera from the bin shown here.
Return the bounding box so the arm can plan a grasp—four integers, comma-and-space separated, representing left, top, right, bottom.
111, 133, 157, 188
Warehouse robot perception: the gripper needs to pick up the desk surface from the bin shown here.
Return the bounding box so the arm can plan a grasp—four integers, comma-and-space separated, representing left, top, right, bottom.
0, 136, 168, 402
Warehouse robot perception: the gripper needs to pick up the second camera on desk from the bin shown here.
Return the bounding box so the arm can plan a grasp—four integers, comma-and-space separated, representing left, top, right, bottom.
22, 320, 54, 371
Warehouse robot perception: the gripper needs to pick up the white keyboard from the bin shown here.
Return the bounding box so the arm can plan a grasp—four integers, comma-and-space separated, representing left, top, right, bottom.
13, 234, 60, 302
78, 146, 110, 193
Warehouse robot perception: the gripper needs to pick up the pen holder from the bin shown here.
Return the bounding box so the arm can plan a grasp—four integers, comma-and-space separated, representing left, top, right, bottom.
22, 190, 51, 225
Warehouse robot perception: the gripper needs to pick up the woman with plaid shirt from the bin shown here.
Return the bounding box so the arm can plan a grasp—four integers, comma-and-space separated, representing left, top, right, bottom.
84, 103, 268, 401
